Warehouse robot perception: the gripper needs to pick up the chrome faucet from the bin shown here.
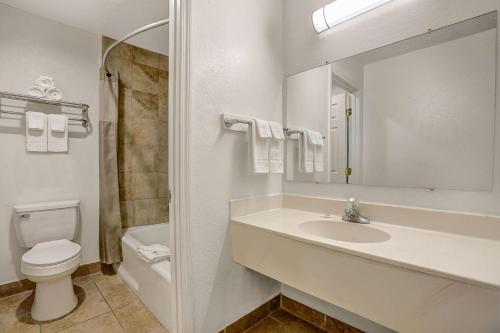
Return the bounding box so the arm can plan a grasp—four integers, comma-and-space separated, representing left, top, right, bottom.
342, 197, 370, 224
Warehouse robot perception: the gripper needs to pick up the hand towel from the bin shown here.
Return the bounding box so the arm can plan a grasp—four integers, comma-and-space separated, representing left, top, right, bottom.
268, 121, 284, 173
268, 121, 285, 140
45, 87, 63, 101
298, 131, 313, 173
253, 118, 272, 138
27, 86, 46, 98
26, 112, 47, 152
305, 130, 324, 172
137, 244, 171, 263
248, 119, 269, 174
35, 76, 56, 90
47, 114, 68, 152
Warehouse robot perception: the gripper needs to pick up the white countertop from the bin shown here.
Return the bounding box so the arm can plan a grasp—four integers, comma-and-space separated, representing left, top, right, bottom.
232, 208, 500, 291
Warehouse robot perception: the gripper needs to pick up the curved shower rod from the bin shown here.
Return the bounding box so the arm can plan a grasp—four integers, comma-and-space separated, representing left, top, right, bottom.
102, 18, 169, 77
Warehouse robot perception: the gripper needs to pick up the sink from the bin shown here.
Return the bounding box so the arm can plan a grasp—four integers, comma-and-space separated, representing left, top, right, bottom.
299, 220, 390, 243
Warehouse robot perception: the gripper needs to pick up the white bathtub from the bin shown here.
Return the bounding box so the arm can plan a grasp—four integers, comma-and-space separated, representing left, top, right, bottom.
118, 223, 171, 331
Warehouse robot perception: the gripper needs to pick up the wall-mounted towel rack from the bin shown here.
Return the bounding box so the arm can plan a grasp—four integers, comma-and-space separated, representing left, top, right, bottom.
222, 113, 323, 138
0, 91, 89, 128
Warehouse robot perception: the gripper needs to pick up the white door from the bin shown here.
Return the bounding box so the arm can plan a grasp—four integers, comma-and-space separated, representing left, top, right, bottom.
330, 93, 348, 183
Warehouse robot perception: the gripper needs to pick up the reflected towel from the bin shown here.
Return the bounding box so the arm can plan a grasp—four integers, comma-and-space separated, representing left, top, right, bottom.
137, 244, 171, 263
306, 130, 324, 172
27, 86, 46, 98
298, 131, 313, 173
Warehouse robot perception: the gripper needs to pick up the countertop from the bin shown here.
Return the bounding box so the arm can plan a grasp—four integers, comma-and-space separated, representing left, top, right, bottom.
232, 208, 500, 291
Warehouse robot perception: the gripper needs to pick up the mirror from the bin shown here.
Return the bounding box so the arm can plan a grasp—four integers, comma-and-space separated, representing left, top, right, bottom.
285, 12, 497, 191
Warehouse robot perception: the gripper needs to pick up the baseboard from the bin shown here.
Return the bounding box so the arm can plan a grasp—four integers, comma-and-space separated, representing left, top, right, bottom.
0, 261, 102, 299
219, 293, 363, 333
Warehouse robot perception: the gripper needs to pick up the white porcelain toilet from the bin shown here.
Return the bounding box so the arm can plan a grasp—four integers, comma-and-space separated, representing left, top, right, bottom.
13, 200, 81, 321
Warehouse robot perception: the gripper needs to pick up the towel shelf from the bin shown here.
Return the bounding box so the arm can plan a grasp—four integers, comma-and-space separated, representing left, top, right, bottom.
0, 91, 89, 128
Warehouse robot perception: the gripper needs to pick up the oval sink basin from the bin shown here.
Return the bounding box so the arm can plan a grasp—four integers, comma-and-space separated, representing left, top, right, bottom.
299, 220, 390, 243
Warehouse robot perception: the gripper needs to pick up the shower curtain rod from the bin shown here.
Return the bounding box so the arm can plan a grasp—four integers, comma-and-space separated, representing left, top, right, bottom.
102, 18, 169, 77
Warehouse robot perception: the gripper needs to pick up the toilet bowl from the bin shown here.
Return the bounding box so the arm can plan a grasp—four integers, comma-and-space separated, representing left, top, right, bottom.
22, 239, 82, 321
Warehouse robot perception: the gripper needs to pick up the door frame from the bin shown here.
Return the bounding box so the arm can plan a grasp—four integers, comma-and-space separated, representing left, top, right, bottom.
169, 0, 193, 332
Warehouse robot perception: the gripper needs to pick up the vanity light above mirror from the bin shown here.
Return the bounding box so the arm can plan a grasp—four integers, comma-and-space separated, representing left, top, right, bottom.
313, 0, 394, 33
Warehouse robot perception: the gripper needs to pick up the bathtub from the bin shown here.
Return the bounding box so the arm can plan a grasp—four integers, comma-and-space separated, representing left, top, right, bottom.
118, 223, 171, 331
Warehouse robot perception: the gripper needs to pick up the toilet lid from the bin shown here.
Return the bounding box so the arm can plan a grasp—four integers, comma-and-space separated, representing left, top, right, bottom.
22, 239, 81, 267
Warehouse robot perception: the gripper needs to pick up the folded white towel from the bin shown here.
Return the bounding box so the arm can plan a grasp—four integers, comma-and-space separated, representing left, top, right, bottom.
248, 119, 269, 174
253, 118, 272, 138
45, 87, 63, 101
268, 121, 285, 140
47, 114, 68, 152
35, 76, 56, 90
137, 244, 171, 263
305, 130, 324, 172
26, 112, 47, 152
306, 130, 323, 146
27, 86, 46, 98
26, 111, 45, 130
298, 131, 314, 173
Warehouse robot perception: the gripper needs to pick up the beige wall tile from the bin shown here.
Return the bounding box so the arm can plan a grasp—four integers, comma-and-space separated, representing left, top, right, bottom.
158, 121, 168, 147
132, 90, 159, 120
158, 173, 169, 198
159, 55, 169, 71
135, 173, 159, 199
133, 199, 160, 226
132, 63, 159, 94
159, 197, 169, 221
106, 56, 132, 88
118, 173, 134, 201
158, 71, 168, 121
102, 36, 133, 61
120, 201, 135, 228
158, 150, 168, 174
133, 46, 160, 68
118, 88, 133, 120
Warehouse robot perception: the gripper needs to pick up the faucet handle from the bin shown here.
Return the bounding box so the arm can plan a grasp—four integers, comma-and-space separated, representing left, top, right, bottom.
346, 197, 359, 211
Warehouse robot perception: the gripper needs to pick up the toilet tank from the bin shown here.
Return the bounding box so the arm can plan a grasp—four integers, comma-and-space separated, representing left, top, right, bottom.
13, 200, 80, 248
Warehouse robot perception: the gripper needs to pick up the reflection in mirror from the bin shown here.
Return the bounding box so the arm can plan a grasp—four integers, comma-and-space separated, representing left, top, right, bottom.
285, 12, 497, 190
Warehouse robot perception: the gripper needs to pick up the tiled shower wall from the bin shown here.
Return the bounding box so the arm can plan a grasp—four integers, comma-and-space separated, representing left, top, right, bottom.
102, 36, 169, 228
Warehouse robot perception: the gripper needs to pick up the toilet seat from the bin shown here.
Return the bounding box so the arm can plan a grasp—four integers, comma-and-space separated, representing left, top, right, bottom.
22, 239, 81, 279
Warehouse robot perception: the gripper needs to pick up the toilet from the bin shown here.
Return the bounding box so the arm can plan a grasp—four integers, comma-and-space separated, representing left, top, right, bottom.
13, 200, 81, 321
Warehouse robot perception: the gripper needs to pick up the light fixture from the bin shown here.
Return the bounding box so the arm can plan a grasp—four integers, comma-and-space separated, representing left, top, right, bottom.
312, 0, 394, 33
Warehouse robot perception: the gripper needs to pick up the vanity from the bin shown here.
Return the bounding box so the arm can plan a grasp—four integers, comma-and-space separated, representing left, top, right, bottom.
230, 195, 500, 333
231, 11, 500, 333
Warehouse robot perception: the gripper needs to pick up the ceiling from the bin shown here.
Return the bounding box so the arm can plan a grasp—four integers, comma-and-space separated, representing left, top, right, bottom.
0, 0, 169, 55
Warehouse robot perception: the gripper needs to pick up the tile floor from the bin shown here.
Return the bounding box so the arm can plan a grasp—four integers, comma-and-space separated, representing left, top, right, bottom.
0, 272, 168, 333
241, 308, 362, 333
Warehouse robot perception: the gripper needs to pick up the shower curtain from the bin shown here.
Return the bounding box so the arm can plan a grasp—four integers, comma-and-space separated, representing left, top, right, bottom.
99, 70, 122, 264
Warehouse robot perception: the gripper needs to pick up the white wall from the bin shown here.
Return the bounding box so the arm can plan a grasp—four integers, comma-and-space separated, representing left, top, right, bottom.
362, 29, 496, 190
0, 1, 169, 55
0, 5, 100, 284
189, 0, 283, 331
283, 0, 500, 216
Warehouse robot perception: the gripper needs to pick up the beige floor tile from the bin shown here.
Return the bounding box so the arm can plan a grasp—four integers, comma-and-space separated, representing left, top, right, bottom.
72, 274, 98, 296
0, 312, 40, 333
59, 312, 124, 333
0, 291, 34, 316
244, 317, 285, 333
93, 274, 137, 310
40, 289, 111, 333
113, 299, 164, 333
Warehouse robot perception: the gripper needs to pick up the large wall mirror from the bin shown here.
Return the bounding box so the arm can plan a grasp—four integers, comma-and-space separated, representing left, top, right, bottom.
285, 12, 497, 191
